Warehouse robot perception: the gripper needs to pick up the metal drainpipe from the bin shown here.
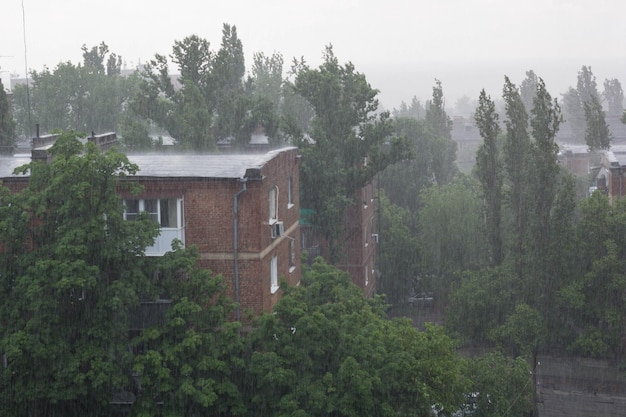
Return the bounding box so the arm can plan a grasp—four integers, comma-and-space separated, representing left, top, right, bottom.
233, 178, 247, 323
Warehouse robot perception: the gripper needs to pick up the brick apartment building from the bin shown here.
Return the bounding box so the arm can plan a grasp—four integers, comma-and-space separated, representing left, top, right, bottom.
336, 183, 378, 298
594, 146, 626, 203
300, 182, 378, 298
0, 133, 302, 317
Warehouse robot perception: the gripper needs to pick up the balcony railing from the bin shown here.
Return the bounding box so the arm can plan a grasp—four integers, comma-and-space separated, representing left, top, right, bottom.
145, 227, 185, 256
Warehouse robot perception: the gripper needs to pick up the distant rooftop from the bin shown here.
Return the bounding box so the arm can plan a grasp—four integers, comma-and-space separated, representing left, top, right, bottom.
126, 147, 295, 179
0, 147, 297, 180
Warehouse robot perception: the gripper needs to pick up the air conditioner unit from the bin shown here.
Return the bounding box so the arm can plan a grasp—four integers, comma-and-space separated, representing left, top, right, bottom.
371, 233, 379, 243
272, 221, 284, 238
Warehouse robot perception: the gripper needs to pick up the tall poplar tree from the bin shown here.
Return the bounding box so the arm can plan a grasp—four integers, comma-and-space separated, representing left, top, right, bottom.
584, 94, 611, 151
292, 46, 410, 260
425, 79, 457, 185
474, 89, 503, 265
132, 24, 250, 150
0, 79, 15, 154
529, 78, 562, 247
519, 69, 539, 115
527, 78, 563, 305
603, 78, 624, 118
502, 76, 531, 277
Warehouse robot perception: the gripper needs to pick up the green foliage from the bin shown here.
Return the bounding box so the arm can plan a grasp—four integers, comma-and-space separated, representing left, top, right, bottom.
561, 65, 602, 144
502, 76, 531, 275
559, 239, 626, 357
11, 43, 133, 138
377, 117, 433, 211
0, 134, 243, 415
119, 112, 154, 150
474, 89, 503, 265
576, 65, 600, 106
524, 78, 563, 298
490, 303, 544, 358
380, 85, 457, 213
392, 96, 425, 119
584, 94, 611, 151
379, 82, 458, 241
0, 78, 16, 154
424, 80, 458, 185
519, 70, 539, 115
603, 78, 624, 117
243, 259, 468, 417
82, 41, 121, 76
377, 193, 421, 304
446, 267, 518, 345
0, 132, 159, 416
250, 51, 284, 116
561, 86, 586, 143
417, 175, 488, 291
131, 24, 279, 151
132, 35, 215, 150
131, 245, 243, 417
465, 352, 533, 417
292, 46, 411, 259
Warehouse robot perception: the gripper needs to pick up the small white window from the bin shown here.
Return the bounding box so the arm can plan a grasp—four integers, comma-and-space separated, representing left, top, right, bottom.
124, 198, 180, 228
289, 239, 296, 272
270, 256, 279, 293
287, 176, 294, 209
124, 198, 185, 256
269, 186, 278, 223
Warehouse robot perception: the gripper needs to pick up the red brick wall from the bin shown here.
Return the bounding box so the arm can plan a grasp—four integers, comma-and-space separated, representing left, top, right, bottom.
2, 148, 301, 316
607, 166, 626, 203
126, 148, 301, 316
337, 183, 378, 296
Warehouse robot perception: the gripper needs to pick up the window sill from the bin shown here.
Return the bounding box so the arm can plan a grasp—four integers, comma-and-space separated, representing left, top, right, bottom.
289, 266, 296, 274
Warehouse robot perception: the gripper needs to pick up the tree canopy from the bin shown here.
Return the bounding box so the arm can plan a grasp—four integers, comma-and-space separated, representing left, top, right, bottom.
0, 132, 241, 416
291, 46, 411, 260
11, 43, 132, 139
0, 132, 159, 415
243, 258, 468, 417
0, 78, 16, 154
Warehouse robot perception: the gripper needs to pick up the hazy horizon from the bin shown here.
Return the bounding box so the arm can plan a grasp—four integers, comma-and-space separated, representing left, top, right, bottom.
2, 0, 625, 112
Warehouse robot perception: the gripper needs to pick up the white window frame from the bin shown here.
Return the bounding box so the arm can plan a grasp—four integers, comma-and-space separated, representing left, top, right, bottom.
269, 186, 278, 224
124, 197, 184, 256
270, 256, 279, 294
287, 176, 294, 209
289, 238, 296, 273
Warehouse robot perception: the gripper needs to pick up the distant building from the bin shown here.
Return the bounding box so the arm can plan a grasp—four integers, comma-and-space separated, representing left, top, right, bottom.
336, 182, 378, 297
451, 116, 481, 173
593, 146, 626, 203
300, 181, 378, 298
557, 144, 594, 178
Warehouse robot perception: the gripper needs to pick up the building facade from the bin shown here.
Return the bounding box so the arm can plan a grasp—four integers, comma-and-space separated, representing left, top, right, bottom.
0, 137, 302, 317
335, 183, 378, 298
122, 148, 302, 317
300, 182, 378, 298
594, 147, 626, 203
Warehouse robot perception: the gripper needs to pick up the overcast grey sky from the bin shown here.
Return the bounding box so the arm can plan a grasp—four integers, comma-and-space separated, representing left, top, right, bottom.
2, 0, 625, 109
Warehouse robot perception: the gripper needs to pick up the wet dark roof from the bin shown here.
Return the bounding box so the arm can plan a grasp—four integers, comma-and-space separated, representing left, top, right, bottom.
0, 147, 297, 180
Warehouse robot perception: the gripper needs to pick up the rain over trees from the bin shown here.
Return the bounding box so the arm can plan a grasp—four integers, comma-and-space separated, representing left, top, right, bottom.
2, 21, 626, 417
